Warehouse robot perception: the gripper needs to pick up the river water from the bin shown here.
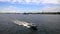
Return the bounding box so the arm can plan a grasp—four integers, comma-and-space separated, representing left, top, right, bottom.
0, 14, 60, 34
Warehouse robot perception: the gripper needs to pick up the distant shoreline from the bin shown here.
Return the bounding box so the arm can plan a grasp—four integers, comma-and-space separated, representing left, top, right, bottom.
0, 12, 60, 15
0, 13, 60, 15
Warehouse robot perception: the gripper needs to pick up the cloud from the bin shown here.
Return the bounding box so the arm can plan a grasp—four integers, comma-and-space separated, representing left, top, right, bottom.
0, 0, 60, 13
0, 0, 59, 4
42, 0, 59, 4
42, 6, 60, 12
1, 6, 20, 13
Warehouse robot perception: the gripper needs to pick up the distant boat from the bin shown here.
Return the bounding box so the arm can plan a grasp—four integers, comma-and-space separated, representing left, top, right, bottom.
11, 19, 37, 30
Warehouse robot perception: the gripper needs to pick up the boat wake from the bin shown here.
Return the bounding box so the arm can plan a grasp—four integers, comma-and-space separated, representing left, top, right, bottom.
10, 19, 37, 30
11, 19, 31, 28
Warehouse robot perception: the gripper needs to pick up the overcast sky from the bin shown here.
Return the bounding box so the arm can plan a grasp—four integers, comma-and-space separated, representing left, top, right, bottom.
0, 0, 60, 13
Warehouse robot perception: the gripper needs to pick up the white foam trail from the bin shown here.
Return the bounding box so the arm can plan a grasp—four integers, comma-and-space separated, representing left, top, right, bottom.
11, 19, 33, 28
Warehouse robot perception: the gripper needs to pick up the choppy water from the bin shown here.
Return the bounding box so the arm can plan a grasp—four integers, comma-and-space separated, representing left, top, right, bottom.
0, 14, 60, 34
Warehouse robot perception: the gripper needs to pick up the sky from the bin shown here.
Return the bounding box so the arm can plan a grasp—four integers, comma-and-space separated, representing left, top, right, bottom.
0, 0, 60, 13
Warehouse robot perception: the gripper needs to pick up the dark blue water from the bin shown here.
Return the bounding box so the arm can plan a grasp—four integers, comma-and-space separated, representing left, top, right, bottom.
0, 14, 60, 34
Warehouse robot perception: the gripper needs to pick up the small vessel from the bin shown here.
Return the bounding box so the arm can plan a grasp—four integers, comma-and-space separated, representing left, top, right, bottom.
28, 24, 37, 30
11, 19, 37, 30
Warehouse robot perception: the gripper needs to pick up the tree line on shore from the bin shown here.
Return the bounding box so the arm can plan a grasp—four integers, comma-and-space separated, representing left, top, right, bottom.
0, 12, 60, 14
23, 12, 60, 14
